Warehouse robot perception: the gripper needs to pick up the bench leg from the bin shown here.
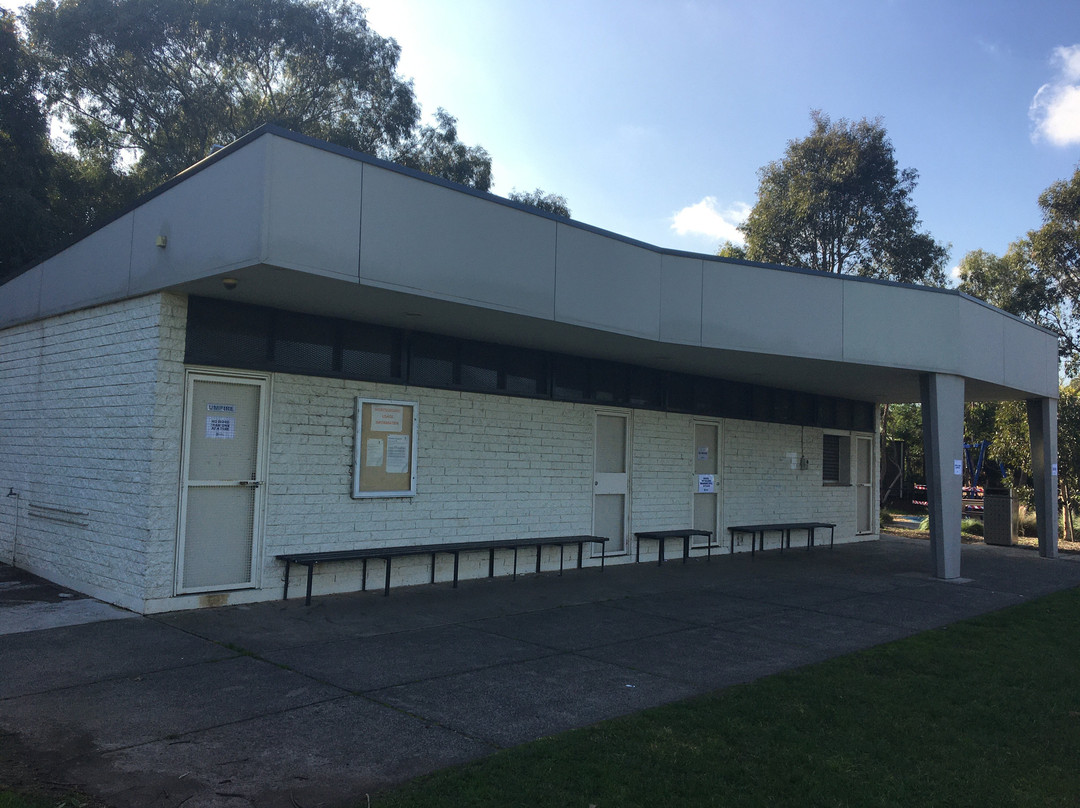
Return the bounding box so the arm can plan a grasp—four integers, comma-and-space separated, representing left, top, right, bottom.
283, 559, 291, 601
682, 536, 690, 564
362, 559, 368, 592
657, 539, 664, 567
453, 551, 460, 588
383, 557, 392, 597
830, 526, 835, 549
536, 546, 542, 575
489, 548, 495, 578
600, 544, 605, 571
431, 553, 437, 584
577, 541, 584, 569
512, 546, 519, 580
559, 544, 565, 575
305, 563, 314, 606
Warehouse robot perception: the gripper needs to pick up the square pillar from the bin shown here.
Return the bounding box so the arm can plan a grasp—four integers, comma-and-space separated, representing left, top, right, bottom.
920, 373, 965, 579
1026, 397, 1059, 559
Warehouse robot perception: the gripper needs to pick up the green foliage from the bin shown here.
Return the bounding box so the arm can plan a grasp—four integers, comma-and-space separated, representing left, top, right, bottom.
507, 187, 571, 218
740, 111, 949, 285
0, 9, 60, 277
23, 0, 491, 190
716, 240, 747, 259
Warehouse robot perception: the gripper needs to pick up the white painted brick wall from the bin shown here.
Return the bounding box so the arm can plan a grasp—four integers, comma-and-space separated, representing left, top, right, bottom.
0, 292, 877, 611
0, 293, 186, 610
264, 381, 874, 599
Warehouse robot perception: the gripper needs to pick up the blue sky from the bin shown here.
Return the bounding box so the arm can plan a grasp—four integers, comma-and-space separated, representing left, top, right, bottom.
363, 0, 1080, 280
5, 0, 1079, 280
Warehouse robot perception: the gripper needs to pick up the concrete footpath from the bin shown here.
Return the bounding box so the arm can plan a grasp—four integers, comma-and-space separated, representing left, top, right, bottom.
3, 536, 1080, 808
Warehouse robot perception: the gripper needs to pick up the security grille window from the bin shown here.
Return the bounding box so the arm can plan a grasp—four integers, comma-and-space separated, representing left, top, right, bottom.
823, 434, 850, 484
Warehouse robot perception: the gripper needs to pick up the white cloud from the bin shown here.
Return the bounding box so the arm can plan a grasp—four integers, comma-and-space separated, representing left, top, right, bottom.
1031, 45, 1080, 147
670, 197, 750, 245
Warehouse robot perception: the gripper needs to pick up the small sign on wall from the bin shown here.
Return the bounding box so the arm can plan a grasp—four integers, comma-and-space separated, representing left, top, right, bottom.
953, 459, 963, 475
205, 416, 235, 439
697, 474, 715, 494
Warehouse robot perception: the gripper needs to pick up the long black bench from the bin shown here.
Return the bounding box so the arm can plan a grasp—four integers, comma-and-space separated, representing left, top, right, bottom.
727, 522, 836, 557
634, 529, 715, 565
278, 535, 609, 605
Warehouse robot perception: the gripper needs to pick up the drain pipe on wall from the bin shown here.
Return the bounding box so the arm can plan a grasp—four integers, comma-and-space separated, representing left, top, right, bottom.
6, 488, 19, 566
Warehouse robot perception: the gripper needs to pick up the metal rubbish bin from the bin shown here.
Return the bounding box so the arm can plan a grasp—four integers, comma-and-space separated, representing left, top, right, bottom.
983, 488, 1018, 546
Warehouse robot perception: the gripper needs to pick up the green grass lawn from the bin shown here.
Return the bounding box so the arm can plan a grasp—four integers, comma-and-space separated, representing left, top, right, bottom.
4, 588, 1079, 808
373, 587, 1080, 807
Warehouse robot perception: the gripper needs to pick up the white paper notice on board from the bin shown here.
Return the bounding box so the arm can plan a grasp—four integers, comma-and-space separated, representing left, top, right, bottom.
696, 446, 709, 461
1052, 463, 1059, 476
386, 434, 410, 474
697, 474, 715, 493
953, 459, 963, 475
366, 438, 384, 467
370, 404, 404, 432
206, 416, 235, 439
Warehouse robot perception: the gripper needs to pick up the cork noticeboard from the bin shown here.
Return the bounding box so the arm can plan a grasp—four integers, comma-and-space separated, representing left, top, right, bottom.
352, 398, 418, 498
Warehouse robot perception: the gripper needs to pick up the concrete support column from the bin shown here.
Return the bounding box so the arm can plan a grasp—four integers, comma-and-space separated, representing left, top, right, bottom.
1026, 397, 1059, 559
920, 373, 965, 579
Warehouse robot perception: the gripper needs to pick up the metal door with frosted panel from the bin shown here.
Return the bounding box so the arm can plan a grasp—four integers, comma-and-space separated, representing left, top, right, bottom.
594, 413, 629, 554
177, 373, 268, 593
856, 435, 874, 534
692, 422, 720, 547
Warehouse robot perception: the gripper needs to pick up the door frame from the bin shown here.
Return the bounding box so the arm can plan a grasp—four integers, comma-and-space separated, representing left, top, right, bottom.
592, 409, 632, 556
175, 368, 271, 595
691, 419, 722, 547
855, 433, 875, 534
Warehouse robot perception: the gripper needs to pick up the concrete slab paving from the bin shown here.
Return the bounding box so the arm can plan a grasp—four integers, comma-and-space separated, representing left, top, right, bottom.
93, 697, 496, 808
3, 536, 1080, 807
4, 655, 343, 752
0, 618, 235, 699
263, 623, 555, 692
369, 652, 700, 748
468, 600, 695, 651
578, 622, 824, 690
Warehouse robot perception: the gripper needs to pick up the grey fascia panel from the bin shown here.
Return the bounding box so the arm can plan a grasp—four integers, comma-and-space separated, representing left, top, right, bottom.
128, 137, 269, 294
959, 297, 1007, 388
0, 265, 44, 326
263, 136, 362, 280
39, 213, 135, 319
1001, 316, 1059, 398
359, 163, 557, 319
842, 279, 959, 374
554, 223, 661, 340
700, 259, 844, 359
659, 254, 704, 345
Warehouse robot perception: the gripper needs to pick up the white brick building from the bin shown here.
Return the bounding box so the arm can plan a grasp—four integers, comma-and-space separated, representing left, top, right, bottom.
0, 127, 1061, 613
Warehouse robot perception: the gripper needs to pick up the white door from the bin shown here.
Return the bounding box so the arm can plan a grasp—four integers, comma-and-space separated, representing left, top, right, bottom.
692, 422, 719, 547
177, 373, 268, 593
856, 435, 874, 534
594, 412, 629, 554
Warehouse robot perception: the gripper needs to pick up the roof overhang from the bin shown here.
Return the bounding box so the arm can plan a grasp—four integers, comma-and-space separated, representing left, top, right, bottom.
0, 126, 1060, 405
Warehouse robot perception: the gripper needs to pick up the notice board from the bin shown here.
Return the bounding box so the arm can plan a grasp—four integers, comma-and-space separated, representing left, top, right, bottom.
352, 398, 418, 498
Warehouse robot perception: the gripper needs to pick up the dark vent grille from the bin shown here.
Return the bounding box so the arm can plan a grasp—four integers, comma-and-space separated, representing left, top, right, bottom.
274, 312, 336, 373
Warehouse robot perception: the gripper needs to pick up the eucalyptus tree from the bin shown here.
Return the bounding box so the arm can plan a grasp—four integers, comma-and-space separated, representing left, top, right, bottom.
23, 0, 491, 189
740, 111, 948, 285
